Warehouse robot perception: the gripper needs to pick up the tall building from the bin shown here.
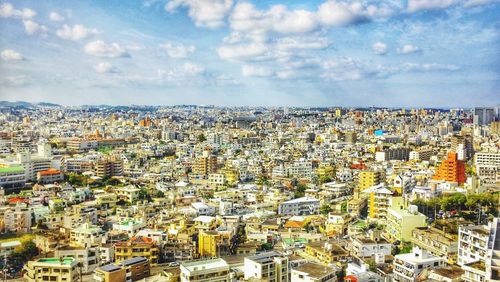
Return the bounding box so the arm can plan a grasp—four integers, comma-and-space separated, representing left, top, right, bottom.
96, 156, 123, 178
432, 152, 466, 184
192, 152, 218, 176
473, 107, 496, 126
359, 170, 381, 190
364, 184, 393, 220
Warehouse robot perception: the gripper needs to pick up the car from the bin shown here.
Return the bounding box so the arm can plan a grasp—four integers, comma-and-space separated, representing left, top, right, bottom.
168, 262, 179, 267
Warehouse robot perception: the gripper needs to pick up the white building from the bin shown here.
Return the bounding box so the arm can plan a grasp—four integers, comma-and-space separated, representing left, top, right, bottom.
278, 197, 320, 216
180, 258, 230, 282
393, 246, 446, 282
244, 251, 289, 282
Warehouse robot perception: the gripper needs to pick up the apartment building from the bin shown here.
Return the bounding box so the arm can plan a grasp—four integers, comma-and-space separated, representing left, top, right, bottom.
23, 257, 80, 282
359, 171, 381, 190
278, 197, 320, 216
114, 236, 159, 264
69, 223, 106, 248
385, 204, 427, 242
96, 156, 123, 178
393, 247, 446, 282
304, 240, 349, 265
180, 258, 230, 282
94, 264, 126, 282
244, 251, 289, 282
364, 184, 393, 220
0, 165, 25, 189
291, 262, 338, 282
411, 227, 458, 263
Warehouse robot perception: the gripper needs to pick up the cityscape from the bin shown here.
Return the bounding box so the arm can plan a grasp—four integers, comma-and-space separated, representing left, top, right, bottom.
1, 1, 500, 282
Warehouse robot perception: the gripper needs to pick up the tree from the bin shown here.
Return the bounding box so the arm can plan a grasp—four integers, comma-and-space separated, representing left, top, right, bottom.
197, 133, 206, 143
294, 184, 307, 198
440, 193, 466, 211
319, 176, 332, 184
138, 189, 151, 202
155, 190, 165, 198
320, 203, 332, 215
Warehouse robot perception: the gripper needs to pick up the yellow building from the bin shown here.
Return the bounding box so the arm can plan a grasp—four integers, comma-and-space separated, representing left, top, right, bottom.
316, 163, 335, 181
304, 240, 349, 265
24, 257, 80, 282
198, 230, 220, 257
222, 168, 239, 186
115, 236, 159, 264
363, 184, 393, 220
359, 170, 381, 190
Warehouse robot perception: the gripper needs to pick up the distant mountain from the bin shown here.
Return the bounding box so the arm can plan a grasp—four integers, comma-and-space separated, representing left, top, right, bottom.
0, 101, 61, 108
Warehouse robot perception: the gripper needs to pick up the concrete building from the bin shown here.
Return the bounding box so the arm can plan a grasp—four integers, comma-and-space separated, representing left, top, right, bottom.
244, 251, 289, 282
393, 247, 446, 282
278, 197, 320, 216
385, 204, 427, 242
291, 262, 338, 282
23, 257, 80, 282
180, 258, 230, 282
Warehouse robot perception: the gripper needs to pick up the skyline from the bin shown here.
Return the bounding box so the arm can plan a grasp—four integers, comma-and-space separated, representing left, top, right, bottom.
0, 0, 499, 107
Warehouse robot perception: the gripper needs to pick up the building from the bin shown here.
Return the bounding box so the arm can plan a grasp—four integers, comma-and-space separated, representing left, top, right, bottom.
0, 165, 26, 189
278, 197, 320, 216
96, 156, 123, 178
114, 236, 159, 264
69, 223, 106, 248
192, 152, 218, 176
291, 262, 338, 282
304, 240, 349, 265
432, 152, 466, 184
458, 224, 490, 266
37, 168, 64, 184
359, 171, 381, 190
180, 258, 230, 282
244, 251, 289, 282
385, 204, 427, 242
411, 227, 458, 263
473, 107, 496, 126
94, 264, 126, 282
55, 247, 98, 274
351, 237, 391, 258
23, 257, 80, 282
393, 247, 446, 282
363, 184, 393, 220
119, 257, 151, 282
198, 230, 231, 258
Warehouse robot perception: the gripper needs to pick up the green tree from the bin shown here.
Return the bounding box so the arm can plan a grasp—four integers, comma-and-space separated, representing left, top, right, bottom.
294, 184, 307, 198
155, 190, 165, 198
197, 133, 206, 143
320, 203, 332, 215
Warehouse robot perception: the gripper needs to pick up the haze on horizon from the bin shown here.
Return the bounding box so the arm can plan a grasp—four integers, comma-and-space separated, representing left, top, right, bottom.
0, 0, 499, 107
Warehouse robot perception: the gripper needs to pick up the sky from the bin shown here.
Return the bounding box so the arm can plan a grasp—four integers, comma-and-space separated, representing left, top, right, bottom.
0, 0, 499, 107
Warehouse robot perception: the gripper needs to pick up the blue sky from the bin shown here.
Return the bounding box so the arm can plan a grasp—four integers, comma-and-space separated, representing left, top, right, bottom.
0, 0, 498, 107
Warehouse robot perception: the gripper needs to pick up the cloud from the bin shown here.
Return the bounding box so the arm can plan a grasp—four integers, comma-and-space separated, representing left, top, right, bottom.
23, 20, 48, 35
372, 42, 388, 55
56, 24, 98, 41
49, 11, 64, 21
275, 36, 330, 50
397, 44, 421, 54
229, 2, 318, 35
84, 41, 129, 58
165, 0, 233, 28
317, 1, 373, 27
0, 75, 27, 87
94, 62, 117, 73
241, 65, 274, 77
407, 0, 456, 13
160, 42, 196, 58
1, 49, 24, 61
217, 42, 269, 61
401, 62, 460, 71
463, 0, 500, 7
0, 3, 36, 19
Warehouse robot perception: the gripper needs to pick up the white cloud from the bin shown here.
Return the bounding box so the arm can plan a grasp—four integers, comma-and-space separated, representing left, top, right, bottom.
463, 0, 500, 7
318, 0, 392, 27
275, 36, 330, 51
217, 42, 268, 61
372, 42, 388, 55
94, 62, 116, 73
229, 2, 318, 35
156, 63, 205, 83
241, 65, 274, 77
23, 20, 48, 35
84, 41, 129, 58
397, 44, 421, 54
160, 43, 196, 58
407, 0, 456, 13
1, 75, 27, 87
49, 11, 64, 21
56, 24, 98, 41
401, 63, 460, 71
165, 0, 233, 28
1, 49, 24, 61
0, 3, 36, 19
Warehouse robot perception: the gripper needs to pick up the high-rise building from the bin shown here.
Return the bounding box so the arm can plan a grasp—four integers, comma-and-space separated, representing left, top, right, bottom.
95, 156, 123, 178
192, 152, 218, 176
473, 107, 496, 126
359, 170, 381, 190
432, 152, 466, 184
